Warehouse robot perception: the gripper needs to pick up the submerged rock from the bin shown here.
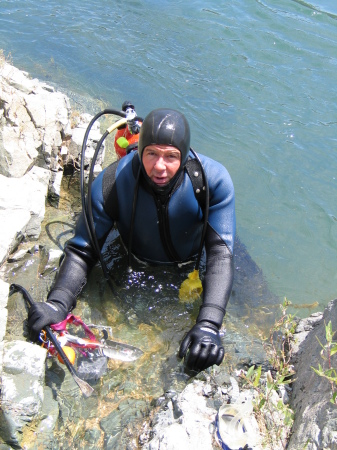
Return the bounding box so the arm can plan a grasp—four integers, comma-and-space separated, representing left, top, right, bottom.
100, 398, 149, 449
0, 340, 47, 448
34, 386, 59, 449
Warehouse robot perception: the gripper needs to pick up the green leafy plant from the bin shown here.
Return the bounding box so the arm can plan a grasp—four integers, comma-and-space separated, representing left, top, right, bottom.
312, 320, 337, 405
240, 298, 296, 448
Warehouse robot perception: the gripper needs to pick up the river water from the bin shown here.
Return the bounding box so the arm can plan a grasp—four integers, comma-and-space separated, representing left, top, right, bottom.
1, 0, 337, 312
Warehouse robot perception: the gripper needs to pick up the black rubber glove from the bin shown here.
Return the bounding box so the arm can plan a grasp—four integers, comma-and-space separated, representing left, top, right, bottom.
179, 321, 224, 371
27, 244, 91, 342
28, 300, 68, 341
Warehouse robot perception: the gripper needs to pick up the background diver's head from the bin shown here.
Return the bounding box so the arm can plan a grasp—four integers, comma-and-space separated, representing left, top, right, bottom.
138, 108, 191, 169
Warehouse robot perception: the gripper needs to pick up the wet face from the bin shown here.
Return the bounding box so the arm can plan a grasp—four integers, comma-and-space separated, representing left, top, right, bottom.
142, 144, 181, 186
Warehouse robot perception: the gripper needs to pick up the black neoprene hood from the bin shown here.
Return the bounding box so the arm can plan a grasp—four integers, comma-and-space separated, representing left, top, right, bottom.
138, 109, 191, 166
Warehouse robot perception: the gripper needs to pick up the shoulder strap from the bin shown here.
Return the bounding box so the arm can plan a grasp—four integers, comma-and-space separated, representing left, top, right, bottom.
102, 153, 141, 219
102, 160, 120, 219
185, 158, 207, 211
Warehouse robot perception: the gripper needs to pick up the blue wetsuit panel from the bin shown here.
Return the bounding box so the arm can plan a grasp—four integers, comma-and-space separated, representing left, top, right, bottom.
200, 154, 236, 253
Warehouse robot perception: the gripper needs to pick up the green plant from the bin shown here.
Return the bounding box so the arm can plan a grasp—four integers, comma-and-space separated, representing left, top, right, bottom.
312, 320, 337, 405
240, 298, 296, 448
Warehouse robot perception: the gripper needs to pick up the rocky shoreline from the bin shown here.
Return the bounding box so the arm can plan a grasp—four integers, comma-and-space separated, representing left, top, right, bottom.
1, 59, 337, 450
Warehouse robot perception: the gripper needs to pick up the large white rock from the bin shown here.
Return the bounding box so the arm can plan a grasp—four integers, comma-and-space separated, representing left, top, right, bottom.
0, 166, 50, 265
146, 381, 217, 450
0, 61, 71, 177
0, 209, 31, 267
0, 62, 41, 94
0, 125, 39, 177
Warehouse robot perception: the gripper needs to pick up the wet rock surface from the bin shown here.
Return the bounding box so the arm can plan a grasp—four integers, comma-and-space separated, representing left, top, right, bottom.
288, 300, 337, 450
142, 380, 217, 450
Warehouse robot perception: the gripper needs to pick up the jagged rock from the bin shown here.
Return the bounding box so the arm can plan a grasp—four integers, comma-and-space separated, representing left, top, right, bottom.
48, 169, 64, 207
0, 123, 40, 178
0, 62, 105, 265
144, 381, 217, 450
0, 61, 71, 177
288, 299, 337, 450
67, 112, 105, 175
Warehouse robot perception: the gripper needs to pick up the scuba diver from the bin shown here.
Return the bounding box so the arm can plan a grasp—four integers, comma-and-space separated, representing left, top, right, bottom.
28, 108, 236, 372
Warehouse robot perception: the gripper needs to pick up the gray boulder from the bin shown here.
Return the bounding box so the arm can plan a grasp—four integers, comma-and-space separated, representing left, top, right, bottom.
0, 340, 47, 448
288, 299, 337, 450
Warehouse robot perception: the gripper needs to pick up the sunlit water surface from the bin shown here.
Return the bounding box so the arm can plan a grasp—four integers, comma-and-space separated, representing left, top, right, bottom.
1, 0, 336, 311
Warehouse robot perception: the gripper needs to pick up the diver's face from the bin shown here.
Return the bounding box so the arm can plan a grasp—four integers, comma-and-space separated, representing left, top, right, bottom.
142, 144, 181, 186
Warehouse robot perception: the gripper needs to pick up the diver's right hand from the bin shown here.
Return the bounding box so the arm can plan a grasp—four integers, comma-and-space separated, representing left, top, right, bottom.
28, 300, 68, 341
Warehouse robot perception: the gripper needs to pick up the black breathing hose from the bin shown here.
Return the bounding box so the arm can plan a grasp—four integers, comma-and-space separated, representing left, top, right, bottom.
81, 109, 143, 279
80, 109, 126, 248
86, 129, 110, 278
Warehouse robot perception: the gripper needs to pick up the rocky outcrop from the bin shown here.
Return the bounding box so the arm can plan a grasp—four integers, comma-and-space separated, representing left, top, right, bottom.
0, 61, 105, 266
288, 300, 337, 450
0, 61, 105, 448
0, 62, 70, 177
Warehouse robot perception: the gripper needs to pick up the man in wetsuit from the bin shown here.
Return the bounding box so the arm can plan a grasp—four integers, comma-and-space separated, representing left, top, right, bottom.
28, 108, 236, 371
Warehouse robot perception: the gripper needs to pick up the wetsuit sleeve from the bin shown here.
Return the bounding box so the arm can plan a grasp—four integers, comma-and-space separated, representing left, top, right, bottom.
196, 226, 234, 328
47, 162, 119, 310
196, 156, 236, 328
46, 243, 94, 310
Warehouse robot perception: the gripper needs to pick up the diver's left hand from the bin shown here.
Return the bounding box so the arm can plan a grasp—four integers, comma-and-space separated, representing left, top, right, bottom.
178, 321, 224, 371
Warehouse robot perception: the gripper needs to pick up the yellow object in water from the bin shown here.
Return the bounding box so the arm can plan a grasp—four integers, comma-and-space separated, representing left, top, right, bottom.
57, 346, 76, 365
179, 269, 203, 302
